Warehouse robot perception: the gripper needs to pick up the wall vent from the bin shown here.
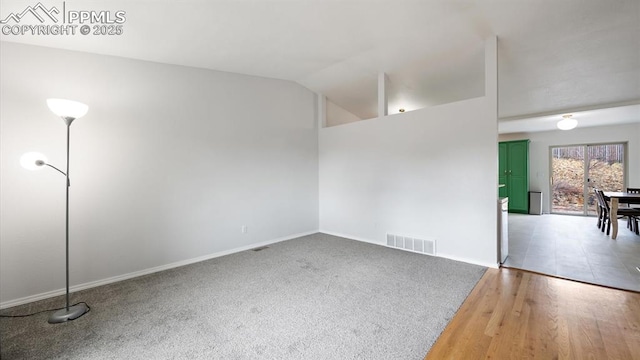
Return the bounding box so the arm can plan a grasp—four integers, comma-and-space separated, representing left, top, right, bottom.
386, 234, 435, 256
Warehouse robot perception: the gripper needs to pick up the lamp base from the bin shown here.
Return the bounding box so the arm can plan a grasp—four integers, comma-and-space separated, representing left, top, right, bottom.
48, 303, 89, 324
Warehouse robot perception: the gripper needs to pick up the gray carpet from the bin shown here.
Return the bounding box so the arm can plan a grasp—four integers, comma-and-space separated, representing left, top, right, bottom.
0, 233, 486, 359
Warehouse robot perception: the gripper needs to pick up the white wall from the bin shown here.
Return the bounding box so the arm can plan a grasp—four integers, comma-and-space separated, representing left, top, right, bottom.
0, 42, 319, 306
326, 100, 362, 127
319, 97, 498, 266
500, 122, 640, 213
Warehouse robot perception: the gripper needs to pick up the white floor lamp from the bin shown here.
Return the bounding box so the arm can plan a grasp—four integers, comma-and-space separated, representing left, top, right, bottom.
20, 99, 90, 323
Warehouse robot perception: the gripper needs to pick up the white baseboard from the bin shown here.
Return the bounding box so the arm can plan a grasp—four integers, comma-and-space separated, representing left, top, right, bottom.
319, 230, 498, 269
319, 230, 382, 246
0, 230, 319, 310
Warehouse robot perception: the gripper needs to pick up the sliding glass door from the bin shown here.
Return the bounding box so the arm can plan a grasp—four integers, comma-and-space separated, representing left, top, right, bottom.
551, 143, 626, 215
551, 146, 585, 214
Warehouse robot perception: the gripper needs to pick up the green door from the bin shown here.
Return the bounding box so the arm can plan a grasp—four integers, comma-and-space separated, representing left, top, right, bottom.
507, 141, 529, 213
498, 143, 508, 198
498, 140, 529, 213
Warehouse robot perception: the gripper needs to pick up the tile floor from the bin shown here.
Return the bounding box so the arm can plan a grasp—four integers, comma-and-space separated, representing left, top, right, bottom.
503, 213, 640, 292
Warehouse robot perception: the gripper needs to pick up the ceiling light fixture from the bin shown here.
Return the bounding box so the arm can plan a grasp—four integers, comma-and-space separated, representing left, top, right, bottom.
398, 108, 405, 113
557, 114, 577, 130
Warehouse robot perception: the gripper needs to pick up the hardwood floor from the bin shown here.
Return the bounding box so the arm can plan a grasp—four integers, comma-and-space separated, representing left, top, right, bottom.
425, 268, 640, 359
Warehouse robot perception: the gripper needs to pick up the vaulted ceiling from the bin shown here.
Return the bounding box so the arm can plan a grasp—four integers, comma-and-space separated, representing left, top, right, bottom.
1, 0, 639, 132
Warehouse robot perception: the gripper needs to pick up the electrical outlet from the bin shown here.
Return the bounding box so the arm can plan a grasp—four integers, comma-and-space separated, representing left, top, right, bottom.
241, 225, 248, 234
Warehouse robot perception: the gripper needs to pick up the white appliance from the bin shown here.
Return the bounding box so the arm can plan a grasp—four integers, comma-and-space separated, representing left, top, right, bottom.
498, 197, 509, 264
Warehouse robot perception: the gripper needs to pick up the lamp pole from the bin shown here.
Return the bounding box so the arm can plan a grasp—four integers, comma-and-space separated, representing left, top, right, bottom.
45, 101, 90, 324
64, 121, 71, 313
21, 99, 90, 323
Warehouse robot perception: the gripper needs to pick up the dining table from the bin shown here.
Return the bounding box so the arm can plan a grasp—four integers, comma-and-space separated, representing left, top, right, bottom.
602, 191, 640, 239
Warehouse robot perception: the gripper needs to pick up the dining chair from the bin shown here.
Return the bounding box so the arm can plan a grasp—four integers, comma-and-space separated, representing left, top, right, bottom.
594, 188, 605, 230
628, 187, 640, 209
594, 189, 609, 233
595, 189, 640, 235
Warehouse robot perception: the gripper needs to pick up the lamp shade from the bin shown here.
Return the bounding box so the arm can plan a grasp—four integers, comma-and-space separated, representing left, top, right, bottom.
557, 115, 578, 130
46, 99, 89, 119
20, 152, 48, 170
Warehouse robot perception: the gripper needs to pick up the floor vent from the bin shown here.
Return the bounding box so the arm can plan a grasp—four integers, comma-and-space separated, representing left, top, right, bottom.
252, 246, 269, 252
386, 234, 435, 256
